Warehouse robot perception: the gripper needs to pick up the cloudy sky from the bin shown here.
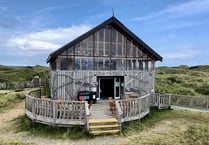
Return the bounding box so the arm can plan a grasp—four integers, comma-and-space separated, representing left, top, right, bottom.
0, 0, 209, 66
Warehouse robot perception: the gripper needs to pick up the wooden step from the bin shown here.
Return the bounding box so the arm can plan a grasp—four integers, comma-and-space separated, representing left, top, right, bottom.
89, 124, 119, 129
90, 130, 120, 135
88, 118, 118, 124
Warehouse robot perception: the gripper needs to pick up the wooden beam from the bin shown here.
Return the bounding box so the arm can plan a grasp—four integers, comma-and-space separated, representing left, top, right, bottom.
151, 60, 155, 70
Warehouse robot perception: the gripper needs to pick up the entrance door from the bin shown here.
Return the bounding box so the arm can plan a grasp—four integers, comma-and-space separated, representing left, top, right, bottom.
99, 77, 114, 100
97, 76, 124, 100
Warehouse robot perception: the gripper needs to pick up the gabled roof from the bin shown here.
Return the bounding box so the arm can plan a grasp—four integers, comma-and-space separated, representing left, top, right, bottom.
47, 16, 162, 63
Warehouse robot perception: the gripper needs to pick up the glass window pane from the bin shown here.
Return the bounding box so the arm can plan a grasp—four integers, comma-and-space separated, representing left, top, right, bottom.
127, 40, 133, 57
75, 57, 81, 70
99, 43, 104, 56
104, 58, 110, 70
127, 59, 132, 70
112, 29, 116, 42
75, 43, 81, 55
118, 44, 123, 56
82, 58, 88, 70
61, 57, 67, 70
133, 44, 138, 57
105, 28, 110, 42
68, 57, 74, 70
88, 58, 93, 70
82, 40, 88, 56
81, 57, 93, 70
105, 43, 110, 56
111, 44, 116, 56
94, 41, 99, 56
68, 47, 73, 55
87, 37, 93, 56
111, 59, 125, 70
61, 51, 67, 56
99, 29, 104, 42
118, 32, 123, 43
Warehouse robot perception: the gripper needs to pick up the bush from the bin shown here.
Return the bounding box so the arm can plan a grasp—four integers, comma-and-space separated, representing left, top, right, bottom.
195, 84, 209, 95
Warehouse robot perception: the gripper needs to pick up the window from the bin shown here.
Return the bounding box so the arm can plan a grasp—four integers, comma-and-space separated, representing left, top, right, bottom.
111, 44, 116, 56
82, 57, 93, 70
75, 57, 81, 70
111, 59, 125, 70
112, 29, 116, 42
61, 58, 68, 70
105, 43, 110, 56
99, 29, 104, 42
75, 43, 81, 55
105, 28, 111, 42
68, 57, 74, 70
68, 47, 73, 55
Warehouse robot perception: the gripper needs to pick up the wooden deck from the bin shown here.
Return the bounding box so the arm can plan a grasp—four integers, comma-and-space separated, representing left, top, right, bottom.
89, 100, 116, 119
25, 89, 209, 135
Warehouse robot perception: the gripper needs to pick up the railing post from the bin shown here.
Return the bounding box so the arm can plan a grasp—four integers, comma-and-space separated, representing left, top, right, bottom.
158, 94, 160, 109
85, 101, 89, 130
32, 97, 35, 122
190, 97, 193, 107
169, 94, 171, 107
53, 101, 56, 126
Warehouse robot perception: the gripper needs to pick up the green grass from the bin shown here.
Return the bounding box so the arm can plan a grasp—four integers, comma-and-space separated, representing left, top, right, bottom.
123, 109, 209, 145
0, 92, 25, 112
11, 109, 209, 144
156, 65, 209, 98
0, 65, 49, 82
0, 138, 37, 145
13, 116, 93, 140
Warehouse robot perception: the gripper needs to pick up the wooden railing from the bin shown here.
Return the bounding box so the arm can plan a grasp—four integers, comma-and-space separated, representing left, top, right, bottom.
25, 91, 89, 126
150, 93, 209, 110
150, 93, 171, 109
115, 94, 150, 123
170, 94, 209, 109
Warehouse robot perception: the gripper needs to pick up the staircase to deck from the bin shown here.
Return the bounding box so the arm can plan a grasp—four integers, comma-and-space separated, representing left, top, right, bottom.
88, 101, 121, 135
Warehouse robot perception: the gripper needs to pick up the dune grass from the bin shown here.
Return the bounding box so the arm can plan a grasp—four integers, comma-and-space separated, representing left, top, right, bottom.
10, 109, 209, 144
156, 65, 209, 98
12, 115, 92, 140
0, 92, 25, 112
123, 109, 209, 145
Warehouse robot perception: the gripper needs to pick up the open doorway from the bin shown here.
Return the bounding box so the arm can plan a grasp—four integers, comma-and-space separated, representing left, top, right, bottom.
99, 78, 114, 100
97, 76, 124, 100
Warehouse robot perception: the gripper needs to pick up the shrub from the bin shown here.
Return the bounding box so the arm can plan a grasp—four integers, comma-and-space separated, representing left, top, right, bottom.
195, 84, 209, 95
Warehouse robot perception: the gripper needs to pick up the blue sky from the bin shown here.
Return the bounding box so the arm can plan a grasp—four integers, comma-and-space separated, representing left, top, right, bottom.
0, 0, 209, 66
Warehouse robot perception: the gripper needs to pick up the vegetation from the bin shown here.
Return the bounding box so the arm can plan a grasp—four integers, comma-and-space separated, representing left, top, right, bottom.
0, 91, 25, 112
0, 65, 209, 144
13, 116, 92, 140
11, 109, 209, 144
0, 65, 49, 82
123, 109, 209, 145
0, 138, 37, 145
155, 65, 209, 98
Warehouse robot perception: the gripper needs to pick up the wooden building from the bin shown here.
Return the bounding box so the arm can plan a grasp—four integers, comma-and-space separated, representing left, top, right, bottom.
47, 16, 162, 101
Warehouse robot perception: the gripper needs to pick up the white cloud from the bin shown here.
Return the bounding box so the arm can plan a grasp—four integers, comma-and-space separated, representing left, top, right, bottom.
8, 24, 92, 55
161, 48, 201, 59
133, 0, 209, 21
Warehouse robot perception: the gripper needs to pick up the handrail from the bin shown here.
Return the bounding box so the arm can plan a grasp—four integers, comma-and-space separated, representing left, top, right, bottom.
25, 90, 88, 126
150, 93, 209, 110
115, 94, 150, 123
